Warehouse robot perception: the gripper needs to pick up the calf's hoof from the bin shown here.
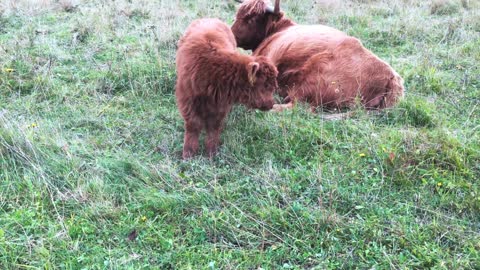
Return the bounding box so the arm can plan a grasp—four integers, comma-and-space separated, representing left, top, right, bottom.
182, 149, 196, 160
206, 147, 218, 159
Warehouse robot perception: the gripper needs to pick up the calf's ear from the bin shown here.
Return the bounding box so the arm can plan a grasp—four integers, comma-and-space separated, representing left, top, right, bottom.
247, 62, 260, 86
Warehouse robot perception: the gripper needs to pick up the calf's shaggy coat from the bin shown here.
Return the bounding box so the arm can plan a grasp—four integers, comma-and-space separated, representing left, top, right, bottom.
176, 18, 278, 159
231, 0, 404, 110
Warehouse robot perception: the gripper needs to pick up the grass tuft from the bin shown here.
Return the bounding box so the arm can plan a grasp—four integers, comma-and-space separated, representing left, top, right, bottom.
430, 0, 461, 15
375, 98, 437, 128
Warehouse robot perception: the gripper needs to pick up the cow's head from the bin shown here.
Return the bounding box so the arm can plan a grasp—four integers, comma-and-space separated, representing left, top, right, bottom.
231, 0, 281, 51
241, 56, 278, 111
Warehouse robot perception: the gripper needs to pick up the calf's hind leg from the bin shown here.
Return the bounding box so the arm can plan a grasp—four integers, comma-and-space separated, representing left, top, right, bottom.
205, 114, 226, 158
182, 119, 202, 159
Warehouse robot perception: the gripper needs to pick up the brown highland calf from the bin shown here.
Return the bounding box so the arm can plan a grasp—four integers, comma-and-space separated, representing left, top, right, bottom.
231, 0, 405, 111
176, 18, 278, 159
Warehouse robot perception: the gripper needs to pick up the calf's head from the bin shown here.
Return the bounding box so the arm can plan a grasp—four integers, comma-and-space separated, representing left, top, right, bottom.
231, 0, 280, 50
241, 56, 278, 111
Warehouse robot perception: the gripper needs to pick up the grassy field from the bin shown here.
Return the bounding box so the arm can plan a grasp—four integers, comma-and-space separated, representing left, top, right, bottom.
0, 0, 479, 268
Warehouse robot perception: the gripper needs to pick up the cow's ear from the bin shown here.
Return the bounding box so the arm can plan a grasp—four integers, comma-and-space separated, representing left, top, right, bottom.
247, 62, 260, 86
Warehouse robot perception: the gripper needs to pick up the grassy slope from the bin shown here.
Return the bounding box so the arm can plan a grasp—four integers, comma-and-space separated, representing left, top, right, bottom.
0, 0, 479, 268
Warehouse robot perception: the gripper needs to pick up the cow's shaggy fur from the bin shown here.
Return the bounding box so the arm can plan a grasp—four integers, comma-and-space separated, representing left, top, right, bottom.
231, 0, 404, 110
176, 18, 278, 159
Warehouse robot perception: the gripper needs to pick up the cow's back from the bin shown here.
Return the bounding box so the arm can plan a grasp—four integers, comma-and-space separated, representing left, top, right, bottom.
255, 25, 347, 65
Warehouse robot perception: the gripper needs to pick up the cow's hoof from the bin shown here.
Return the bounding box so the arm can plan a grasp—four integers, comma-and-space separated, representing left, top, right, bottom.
271, 103, 294, 112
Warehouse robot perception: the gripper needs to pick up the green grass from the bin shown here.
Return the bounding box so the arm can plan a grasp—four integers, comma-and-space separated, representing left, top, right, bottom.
1, 0, 479, 268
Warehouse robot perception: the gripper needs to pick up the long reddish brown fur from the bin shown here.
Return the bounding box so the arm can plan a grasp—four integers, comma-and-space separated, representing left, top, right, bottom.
231, 0, 405, 110
176, 18, 278, 159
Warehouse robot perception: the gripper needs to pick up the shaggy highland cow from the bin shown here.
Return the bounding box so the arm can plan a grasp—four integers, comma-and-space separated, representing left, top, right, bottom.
231, 0, 405, 111
176, 18, 278, 159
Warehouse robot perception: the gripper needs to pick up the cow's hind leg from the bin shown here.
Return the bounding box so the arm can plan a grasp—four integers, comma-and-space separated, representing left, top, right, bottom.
182, 119, 202, 159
